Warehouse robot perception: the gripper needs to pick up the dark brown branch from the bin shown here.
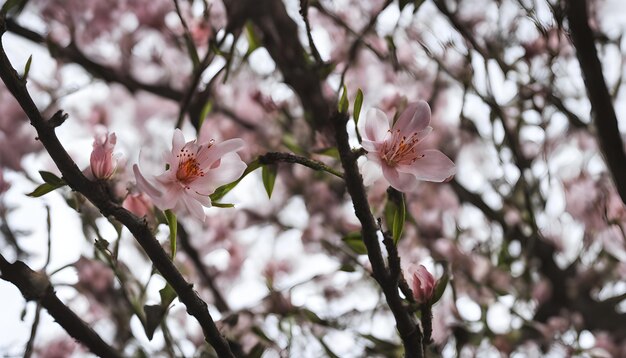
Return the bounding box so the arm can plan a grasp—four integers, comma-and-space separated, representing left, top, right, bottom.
0, 19, 235, 358
449, 179, 626, 336
333, 113, 423, 358
223, 0, 331, 132
0, 254, 122, 358
258, 151, 343, 178
566, 0, 626, 204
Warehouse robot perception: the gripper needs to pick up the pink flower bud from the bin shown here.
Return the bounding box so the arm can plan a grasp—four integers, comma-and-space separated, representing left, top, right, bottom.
411, 265, 436, 305
90, 131, 118, 179
122, 193, 153, 218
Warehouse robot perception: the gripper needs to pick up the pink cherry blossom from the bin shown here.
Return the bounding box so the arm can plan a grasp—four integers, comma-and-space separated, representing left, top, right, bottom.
90, 131, 118, 179
358, 101, 456, 192
410, 265, 436, 305
133, 129, 246, 221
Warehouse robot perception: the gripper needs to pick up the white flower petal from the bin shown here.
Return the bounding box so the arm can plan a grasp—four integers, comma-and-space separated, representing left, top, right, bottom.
359, 159, 383, 186
359, 108, 390, 142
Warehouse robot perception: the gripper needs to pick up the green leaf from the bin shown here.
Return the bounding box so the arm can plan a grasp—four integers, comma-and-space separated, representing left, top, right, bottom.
399, 0, 411, 10
1, 0, 24, 15
384, 189, 406, 245
210, 159, 261, 202
391, 194, 406, 245
353, 88, 364, 124
164, 210, 177, 259
197, 100, 213, 129
413, 0, 426, 13
261, 164, 278, 198
342, 232, 367, 255
39, 171, 64, 186
282, 134, 305, 155
22, 55, 33, 81
143, 304, 165, 340
316, 147, 340, 159
26, 182, 66, 197
212, 202, 235, 208
431, 270, 449, 304
143, 283, 178, 340
159, 283, 177, 308
245, 22, 261, 54
338, 85, 349, 113
183, 36, 200, 69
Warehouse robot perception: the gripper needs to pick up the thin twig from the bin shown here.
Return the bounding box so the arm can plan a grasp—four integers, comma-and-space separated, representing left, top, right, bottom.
258, 152, 343, 178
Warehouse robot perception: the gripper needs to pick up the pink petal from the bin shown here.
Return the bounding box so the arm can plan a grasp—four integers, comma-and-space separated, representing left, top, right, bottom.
133, 165, 163, 200
395, 101, 431, 134
193, 153, 247, 192
397, 149, 456, 182
181, 194, 206, 221
172, 129, 186, 154
359, 108, 389, 142
197, 138, 245, 168
381, 164, 418, 192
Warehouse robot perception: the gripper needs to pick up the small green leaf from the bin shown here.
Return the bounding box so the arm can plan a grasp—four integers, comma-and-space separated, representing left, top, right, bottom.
26, 182, 66, 197
197, 100, 213, 129
413, 0, 426, 13
338, 85, 349, 113
391, 194, 406, 245
342, 232, 367, 255
143, 304, 165, 340
143, 283, 178, 340
183, 36, 200, 69
282, 134, 305, 155
245, 22, 261, 54
22, 55, 33, 81
212, 202, 235, 208
399, 0, 411, 10
316, 147, 339, 159
431, 270, 449, 304
210, 159, 261, 202
164, 210, 177, 259
39, 171, 64, 186
159, 283, 177, 308
1, 0, 23, 15
353, 88, 364, 124
261, 164, 278, 198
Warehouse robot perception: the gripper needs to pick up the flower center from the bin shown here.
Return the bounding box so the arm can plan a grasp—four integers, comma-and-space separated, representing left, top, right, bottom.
176, 148, 205, 185
380, 129, 424, 166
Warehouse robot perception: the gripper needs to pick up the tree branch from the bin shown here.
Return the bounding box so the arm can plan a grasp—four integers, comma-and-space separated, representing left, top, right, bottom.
0, 253, 122, 358
566, 0, 626, 204
333, 113, 423, 358
0, 18, 235, 358
258, 151, 343, 178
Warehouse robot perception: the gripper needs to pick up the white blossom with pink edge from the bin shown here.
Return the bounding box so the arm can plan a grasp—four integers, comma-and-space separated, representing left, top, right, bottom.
90, 131, 118, 179
358, 101, 456, 192
133, 129, 246, 221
